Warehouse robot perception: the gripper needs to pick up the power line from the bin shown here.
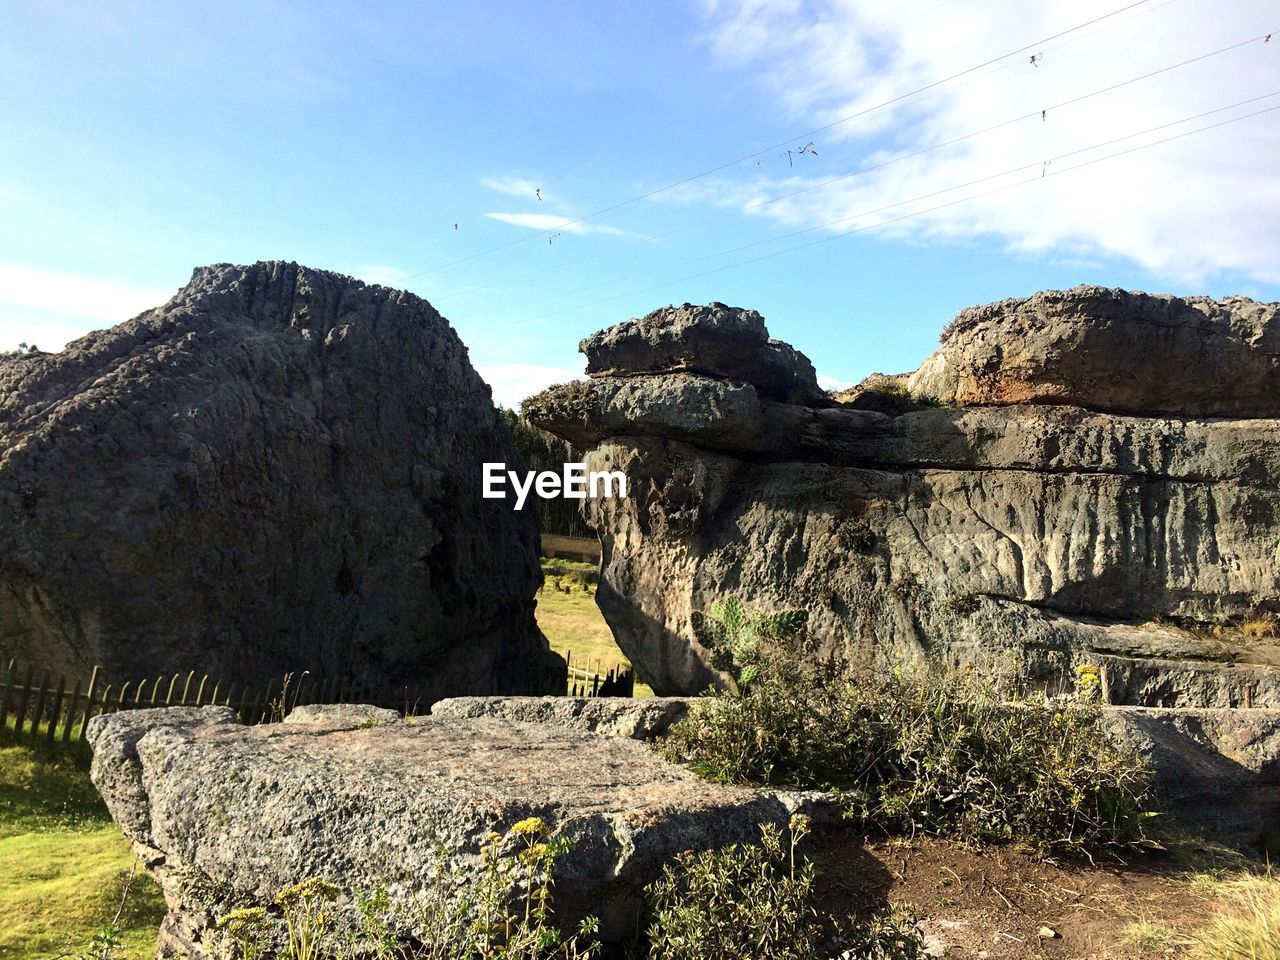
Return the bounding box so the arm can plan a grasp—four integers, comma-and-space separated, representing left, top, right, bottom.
456, 82, 1280, 324
464, 92, 1280, 334
432, 26, 1270, 306
401, 0, 1158, 282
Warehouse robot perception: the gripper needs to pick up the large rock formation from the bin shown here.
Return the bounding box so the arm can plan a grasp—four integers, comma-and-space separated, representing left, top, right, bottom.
526, 290, 1280, 702
0, 261, 561, 696
87, 705, 810, 954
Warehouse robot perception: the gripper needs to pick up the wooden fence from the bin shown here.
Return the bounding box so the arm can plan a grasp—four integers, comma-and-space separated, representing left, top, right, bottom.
564, 650, 634, 698
1, 654, 634, 747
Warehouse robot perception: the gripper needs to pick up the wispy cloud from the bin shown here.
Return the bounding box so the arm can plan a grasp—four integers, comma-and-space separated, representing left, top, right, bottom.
0, 262, 173, 352
481, 175, 545, 200
474, 362, 584, 411
816, 372, 853, 392
350, 264, 410, 287
0, 262, 169, 324
695, 0, 1280, 286
485, 212, 633, 237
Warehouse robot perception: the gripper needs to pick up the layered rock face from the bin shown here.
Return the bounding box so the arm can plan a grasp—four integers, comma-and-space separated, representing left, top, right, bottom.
0, 261, 560, 696
526, 291, 1280, 702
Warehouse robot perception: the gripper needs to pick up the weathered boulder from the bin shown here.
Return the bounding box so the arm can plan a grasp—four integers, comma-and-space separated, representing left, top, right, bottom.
282, 702, 402, 729
908, 286, 1280, 417
0, 261, 561, 697
1099, 706, 1280, 846
431, 695, 691, 739
87, 706, 800, 955
527, 290, 1280, 701
579, 302, 827, 406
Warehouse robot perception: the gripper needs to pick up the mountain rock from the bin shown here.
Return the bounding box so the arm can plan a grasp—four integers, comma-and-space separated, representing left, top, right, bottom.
0, 261, 561, 696
528, 288, 1280, 700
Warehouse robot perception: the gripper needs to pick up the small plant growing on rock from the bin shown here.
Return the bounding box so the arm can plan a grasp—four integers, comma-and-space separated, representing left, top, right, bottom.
275, 878, 339, 960
644, 815, 822, 960
473, 816, 599, 959
1075, 662, 1103, 703
222, 820, 598, 960
690, 595, 807, 689
1241, 615, 1279, 640
217, 907, 271, 960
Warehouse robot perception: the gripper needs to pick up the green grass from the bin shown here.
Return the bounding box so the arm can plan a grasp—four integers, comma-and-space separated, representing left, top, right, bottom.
0, 561, 641, 958
0, 728, 166, 960
536, 563, 655, 698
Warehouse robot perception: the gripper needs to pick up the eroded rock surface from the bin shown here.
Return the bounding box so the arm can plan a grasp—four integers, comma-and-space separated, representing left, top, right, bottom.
1100, 707, 1280, 845
88, 706, 797, 955
431, 695, 691, 739
908, 286, 1280, 417
526, 292, 1280, 701
0, 261, 560, 696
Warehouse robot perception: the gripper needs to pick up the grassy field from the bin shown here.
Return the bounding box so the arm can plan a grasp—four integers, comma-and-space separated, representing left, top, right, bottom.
0, 726, 166, 960
537, 558, 655, 697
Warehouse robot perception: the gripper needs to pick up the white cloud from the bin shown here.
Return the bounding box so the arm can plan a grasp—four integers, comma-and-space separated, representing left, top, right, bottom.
350, 264, 409, 287
695, 0, 1280, 286
475, 363, 585, 411
816, 372, 852, 391
484, 212, 632, 238
0, 263, 170, 347
481, 175, 546, 200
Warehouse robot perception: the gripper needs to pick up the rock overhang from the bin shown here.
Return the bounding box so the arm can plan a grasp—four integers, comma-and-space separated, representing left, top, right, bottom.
525, 289, 1280, 701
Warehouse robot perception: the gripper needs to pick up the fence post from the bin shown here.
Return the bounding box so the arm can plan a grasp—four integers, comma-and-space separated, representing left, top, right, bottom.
14, 668, 37, 737
31, 672, 51, 738
78, 666, 100, 739
62, 680, 82, 742
0, 659, 13, 732
47, 675, 66, 743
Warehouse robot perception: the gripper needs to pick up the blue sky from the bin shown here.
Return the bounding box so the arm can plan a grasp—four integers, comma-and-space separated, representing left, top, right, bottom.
3, 0, 1278, 406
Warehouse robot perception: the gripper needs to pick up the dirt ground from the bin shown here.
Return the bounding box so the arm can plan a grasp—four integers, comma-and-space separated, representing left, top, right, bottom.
810, 827, 1243, 959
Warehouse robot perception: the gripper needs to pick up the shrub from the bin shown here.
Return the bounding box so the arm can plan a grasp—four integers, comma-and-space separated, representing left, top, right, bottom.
644, 815, 923, 960
1241, 616, 1278, 640
662, 610, 1157, 858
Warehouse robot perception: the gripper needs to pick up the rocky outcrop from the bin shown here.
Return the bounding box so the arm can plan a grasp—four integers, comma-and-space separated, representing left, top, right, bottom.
908, 286, 1280, 417
526, 292, 1280, 701
87, 706, 805, 954
0, 261, 561, 696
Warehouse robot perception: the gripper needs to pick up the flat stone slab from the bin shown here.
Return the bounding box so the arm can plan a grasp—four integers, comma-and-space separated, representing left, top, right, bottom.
88, 705, 795, 955
431, 695, 691, 739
